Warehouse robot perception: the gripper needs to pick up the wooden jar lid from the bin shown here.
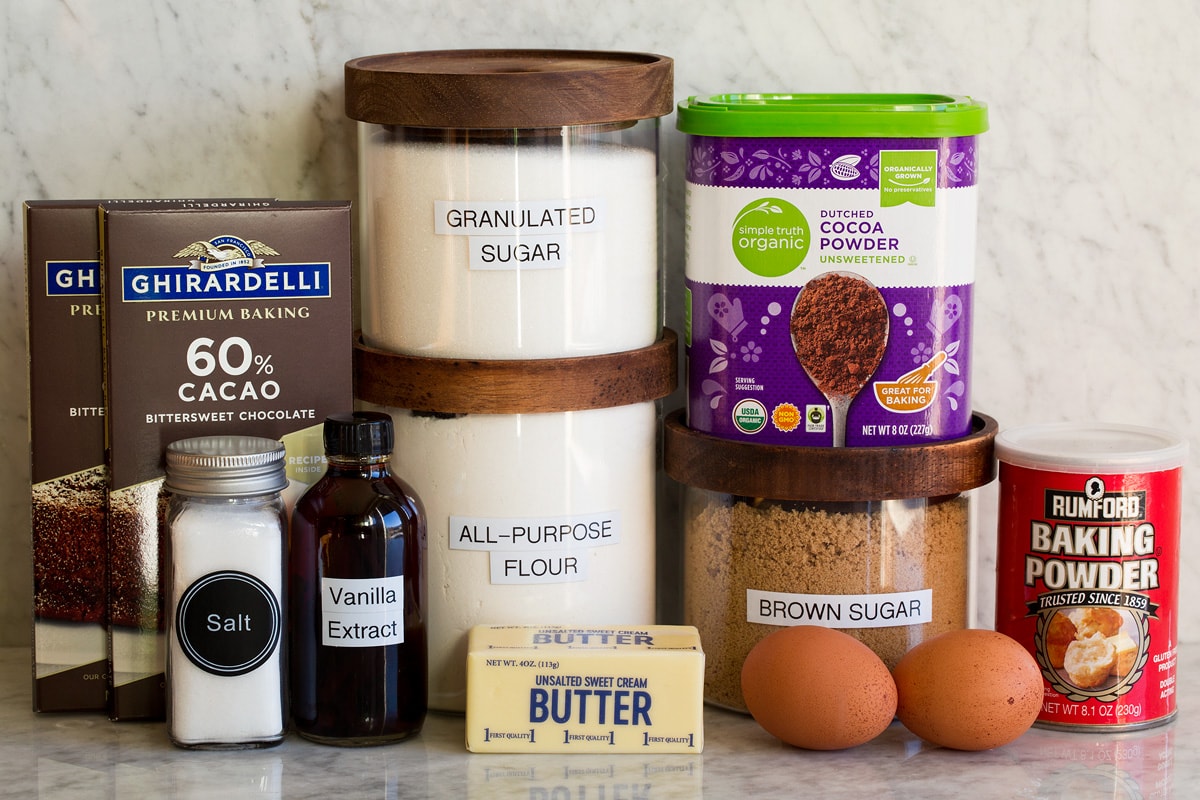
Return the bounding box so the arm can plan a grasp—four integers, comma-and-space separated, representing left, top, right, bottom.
345, 49, 674, 128
664, 409, 997, 502
355, 329, 678, 415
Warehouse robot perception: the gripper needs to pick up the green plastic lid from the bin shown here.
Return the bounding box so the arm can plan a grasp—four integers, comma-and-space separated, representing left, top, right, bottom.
676, 93, 988, 138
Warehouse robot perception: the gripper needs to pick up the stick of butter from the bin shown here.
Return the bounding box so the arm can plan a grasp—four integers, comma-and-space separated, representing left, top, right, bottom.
465, 624, 705, 754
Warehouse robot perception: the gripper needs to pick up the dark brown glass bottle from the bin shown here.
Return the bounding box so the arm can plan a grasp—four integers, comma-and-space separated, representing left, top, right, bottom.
289, 411, 427, 745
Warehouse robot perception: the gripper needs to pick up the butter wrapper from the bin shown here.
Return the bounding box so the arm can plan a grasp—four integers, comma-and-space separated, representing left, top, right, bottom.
466, 625, 705, 754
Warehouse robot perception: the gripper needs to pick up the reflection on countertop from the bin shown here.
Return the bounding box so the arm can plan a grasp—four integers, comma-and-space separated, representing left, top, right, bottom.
0, 646, 1188, 799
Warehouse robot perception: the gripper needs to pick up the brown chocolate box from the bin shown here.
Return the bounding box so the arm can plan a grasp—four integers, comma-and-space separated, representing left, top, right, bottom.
99, 200, 353, 720
25, 200, 110, 712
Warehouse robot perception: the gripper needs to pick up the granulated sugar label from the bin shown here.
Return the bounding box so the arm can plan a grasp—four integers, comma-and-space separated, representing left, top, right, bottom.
677, 95, 987, 447
994, 423, 1186, 731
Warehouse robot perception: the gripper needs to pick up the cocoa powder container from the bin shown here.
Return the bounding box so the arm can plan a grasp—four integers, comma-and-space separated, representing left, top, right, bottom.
677, 94, 988, 448
665, 409, 996, 711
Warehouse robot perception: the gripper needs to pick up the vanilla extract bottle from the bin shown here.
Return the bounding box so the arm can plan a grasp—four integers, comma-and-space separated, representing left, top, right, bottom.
289, 411, 427, 745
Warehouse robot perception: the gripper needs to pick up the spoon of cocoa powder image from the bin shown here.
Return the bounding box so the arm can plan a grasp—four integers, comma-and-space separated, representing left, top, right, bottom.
790, 271, 889, 447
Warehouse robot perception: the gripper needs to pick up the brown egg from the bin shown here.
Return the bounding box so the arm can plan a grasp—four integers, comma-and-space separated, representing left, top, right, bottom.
893, 629, 1042, 751
740, 625, 897, 750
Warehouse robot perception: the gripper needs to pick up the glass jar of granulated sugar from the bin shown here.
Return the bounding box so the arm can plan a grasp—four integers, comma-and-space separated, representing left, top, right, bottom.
345, 49, 673, 359
665, 409, 996, 712
678, 94, 987, 447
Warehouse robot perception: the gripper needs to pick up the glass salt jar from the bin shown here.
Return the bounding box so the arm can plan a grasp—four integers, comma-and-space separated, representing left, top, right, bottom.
665, 410, 997, 712
164, 435, 288, 749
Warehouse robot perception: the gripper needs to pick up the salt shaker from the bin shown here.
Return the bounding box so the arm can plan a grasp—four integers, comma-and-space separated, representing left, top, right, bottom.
289, 411, 427, 745
164, 435, 288, 749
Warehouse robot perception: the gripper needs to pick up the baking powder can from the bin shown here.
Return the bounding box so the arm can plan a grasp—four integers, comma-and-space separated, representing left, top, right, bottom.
994, 423, 1187, 731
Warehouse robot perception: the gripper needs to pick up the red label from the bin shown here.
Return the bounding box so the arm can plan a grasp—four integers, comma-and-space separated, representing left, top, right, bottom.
995, 463, 1181, 728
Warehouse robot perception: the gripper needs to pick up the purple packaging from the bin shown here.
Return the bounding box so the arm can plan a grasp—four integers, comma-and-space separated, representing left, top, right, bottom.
677, 94, 987, 446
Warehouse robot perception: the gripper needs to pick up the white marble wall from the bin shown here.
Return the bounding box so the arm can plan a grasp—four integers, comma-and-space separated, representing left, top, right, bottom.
1, 1, 1196, 645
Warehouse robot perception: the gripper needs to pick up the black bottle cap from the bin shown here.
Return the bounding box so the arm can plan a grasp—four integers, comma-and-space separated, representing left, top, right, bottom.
323, 411, 394, 457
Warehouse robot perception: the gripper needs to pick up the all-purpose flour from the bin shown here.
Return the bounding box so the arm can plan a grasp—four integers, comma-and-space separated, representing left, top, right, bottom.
373, 403, 658, 712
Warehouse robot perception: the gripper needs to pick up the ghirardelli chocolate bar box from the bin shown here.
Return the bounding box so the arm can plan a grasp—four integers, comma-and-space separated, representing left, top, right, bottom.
100, 200, 353, 720
26, 200, 110, 712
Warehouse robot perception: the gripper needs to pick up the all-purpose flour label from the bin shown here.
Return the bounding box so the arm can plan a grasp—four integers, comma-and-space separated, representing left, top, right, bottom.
450, 511, 620, 585
684, 135, 979, 447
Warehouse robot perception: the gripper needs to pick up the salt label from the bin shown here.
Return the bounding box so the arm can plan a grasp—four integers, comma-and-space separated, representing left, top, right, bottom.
176, 571, 282, 676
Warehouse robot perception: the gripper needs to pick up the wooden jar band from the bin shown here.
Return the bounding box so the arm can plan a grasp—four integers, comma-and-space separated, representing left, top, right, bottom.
664, 409, 997, 502
354, 329, 678, 415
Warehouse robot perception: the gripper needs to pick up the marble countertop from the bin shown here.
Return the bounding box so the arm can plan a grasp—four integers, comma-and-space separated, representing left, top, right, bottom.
0, 647, 1187, 799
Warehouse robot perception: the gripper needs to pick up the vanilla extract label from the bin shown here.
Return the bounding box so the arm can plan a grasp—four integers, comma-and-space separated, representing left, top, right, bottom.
321, 576, 405, 647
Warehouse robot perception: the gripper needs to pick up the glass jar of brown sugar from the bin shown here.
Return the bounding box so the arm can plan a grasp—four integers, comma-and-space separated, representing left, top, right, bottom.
664, 409, 997, 712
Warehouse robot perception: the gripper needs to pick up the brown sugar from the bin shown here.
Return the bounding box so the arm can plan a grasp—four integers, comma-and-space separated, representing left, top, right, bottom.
791, 271, 888, 397
684, 491, 969, 711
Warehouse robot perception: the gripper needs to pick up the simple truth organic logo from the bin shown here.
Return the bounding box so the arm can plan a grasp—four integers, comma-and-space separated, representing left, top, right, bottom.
730, 197, 810, 277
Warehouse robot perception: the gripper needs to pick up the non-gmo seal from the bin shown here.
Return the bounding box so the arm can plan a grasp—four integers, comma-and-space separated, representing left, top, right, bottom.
176, 570, 281, 676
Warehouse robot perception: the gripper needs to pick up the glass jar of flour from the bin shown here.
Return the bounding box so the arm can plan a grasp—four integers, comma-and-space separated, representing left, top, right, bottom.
345, 49, 673, 359
346, 49, 676, 712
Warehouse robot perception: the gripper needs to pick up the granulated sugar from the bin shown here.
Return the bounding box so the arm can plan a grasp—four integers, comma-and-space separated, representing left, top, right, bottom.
359, 136, 659, 359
